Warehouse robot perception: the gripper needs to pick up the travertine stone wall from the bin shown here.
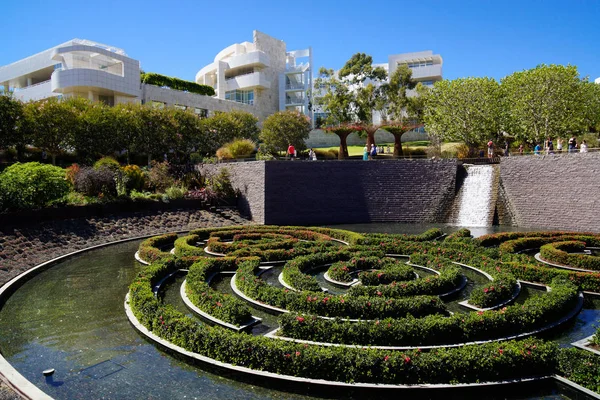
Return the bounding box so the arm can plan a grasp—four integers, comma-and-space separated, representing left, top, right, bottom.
254, 31, 286, 118
499, 153, 600, 232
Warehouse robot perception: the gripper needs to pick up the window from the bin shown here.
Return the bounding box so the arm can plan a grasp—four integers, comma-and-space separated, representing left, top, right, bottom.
194, 108, 208, 118
225, 90, 254, 105
151, 101, 165, 109
174, 104, 187, 110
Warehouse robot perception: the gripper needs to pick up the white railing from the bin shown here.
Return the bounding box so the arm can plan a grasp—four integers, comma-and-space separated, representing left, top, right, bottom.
13, 79, 51, 92
286, 97, 305, 105
285, 83, 306, 90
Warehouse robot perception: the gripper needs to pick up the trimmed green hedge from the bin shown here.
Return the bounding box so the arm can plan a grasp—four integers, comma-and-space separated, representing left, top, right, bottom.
445, 228, 472, 242
499, 235, 600, 253
141, 72, 215, 96
185, 257, 253, 326
475, 231, 599, 247
139, 233, 178, 263
174, 234, 207, 257
540, 241, 600, 271
327, 256, 413, 285
235, 257, 446, 319
558, 348, 600, 393
278, 277, 578, 346
128, 257, 558, 385
356, 228, 444, 246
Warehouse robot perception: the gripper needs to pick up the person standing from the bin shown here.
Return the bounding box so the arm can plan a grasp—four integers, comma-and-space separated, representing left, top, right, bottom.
518, 144, 524, 155
287, 143, 295, 160
363, 144, 369, 161
487, 140, 494, 159
545, 137, 554, 154
534, 143, 541, 155
580, 140, 588, 153
556, 138, 563, 153
503, 141, 510, 156
309, 148, 317, 160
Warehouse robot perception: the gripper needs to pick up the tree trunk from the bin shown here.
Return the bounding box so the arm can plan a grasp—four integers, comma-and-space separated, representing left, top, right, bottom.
393, 133, 403, 157
51, 153, 56, 165
338, 133, 350, 160
147, 153, 152, 168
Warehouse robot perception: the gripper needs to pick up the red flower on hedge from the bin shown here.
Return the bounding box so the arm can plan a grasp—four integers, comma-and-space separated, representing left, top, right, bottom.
295, 316, 305, 323
404, 356, 411, 364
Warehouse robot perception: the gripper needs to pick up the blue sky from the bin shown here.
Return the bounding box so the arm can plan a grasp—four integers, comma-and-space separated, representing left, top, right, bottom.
1, 0, 598, 82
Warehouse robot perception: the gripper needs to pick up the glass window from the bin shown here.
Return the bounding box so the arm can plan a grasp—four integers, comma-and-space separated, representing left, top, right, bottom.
194, 108, 208, 118
225, 90, 254, 105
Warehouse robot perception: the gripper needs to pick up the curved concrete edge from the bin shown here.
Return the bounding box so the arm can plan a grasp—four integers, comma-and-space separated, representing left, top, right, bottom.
452, 261, 494, 281
553, 375, 600, 400
267, 292, 585, 350
323, 271, 359, 288
152, 269, 182, 297
180, 280, 261, 332
330, 238, 350, 246
230, 273, 288, 314
571, 335, 600, 357
459, 282, 522, 312
535, 253, 599, 273
204, 246, 226, 257
0, 229, 200, 400
278, 273, 299, 292
170, 248, 176, 255
124, 293, 553, 390
134, 250, 150, 265
405, 262, 467, 299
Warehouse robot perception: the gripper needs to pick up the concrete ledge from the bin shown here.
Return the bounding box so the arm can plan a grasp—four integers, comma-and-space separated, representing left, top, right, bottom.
535, 253, 599, 273
181, 280, 261, 332
124, 292, 554, 390
230, 273, 288, 315
323, 271, 359, 287
134, 250, 150, 265
553, 375, 600, 400
572, 335, 600, 357
459, 282, 522, 312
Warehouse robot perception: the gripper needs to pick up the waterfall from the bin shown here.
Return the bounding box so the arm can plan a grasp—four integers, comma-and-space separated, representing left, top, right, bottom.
450, 165, 498, 227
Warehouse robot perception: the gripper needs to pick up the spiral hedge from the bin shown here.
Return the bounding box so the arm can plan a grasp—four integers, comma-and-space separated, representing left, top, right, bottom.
130, 226, 600, 392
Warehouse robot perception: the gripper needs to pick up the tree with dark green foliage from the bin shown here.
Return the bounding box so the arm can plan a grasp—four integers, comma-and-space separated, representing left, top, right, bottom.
0, 94, 25, 159
501, 64, 586, 145
134, 105, 176, 167
259, 111, 311, 155
68, 98, 116, 164
26, 97, 78, 164
424, 77, 503, 155
112, 103, 142, 165
201, 110, 260, 152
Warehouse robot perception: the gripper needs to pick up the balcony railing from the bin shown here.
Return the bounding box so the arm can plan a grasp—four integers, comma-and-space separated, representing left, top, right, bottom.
13, 79, 51, 92
286, 97, 305, 105
285, 83, 306, 90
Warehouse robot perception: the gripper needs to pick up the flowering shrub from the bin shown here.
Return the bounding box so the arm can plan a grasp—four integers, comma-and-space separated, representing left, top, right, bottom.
185, 257, 253, 326
128, 255, 558, 385
445, 228, 472, 242
558, 348, 600, 393
138, 233, 178, 263
540, 241, 600, 271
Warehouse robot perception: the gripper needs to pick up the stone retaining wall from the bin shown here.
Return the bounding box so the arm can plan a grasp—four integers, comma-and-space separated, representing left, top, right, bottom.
499, 152, 600, 232
0, 208, 250, 286
205, 160, 457, 225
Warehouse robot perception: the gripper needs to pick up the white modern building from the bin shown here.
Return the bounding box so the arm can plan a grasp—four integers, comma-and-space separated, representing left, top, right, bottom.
0, 39, 141, 105
195, 31, 312, 122
1, 32, 313, 124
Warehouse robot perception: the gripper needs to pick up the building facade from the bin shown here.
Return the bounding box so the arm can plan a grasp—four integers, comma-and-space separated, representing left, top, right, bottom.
1, 32, 313, 124
0, 39, 140, 105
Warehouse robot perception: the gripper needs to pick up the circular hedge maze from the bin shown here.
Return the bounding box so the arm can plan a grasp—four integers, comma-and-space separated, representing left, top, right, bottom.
129, 226, 600, 393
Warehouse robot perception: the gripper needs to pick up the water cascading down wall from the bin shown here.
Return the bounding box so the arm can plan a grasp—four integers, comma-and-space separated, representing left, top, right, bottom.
203, 153, 600, 232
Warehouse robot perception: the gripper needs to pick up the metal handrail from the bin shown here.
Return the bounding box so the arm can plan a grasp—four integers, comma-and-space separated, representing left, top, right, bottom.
13, 80, 51, 92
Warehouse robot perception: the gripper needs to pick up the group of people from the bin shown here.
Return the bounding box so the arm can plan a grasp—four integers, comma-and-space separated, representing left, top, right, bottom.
487, 136, 590, 157
287, 144, 318, 161
362, 144, 391, 160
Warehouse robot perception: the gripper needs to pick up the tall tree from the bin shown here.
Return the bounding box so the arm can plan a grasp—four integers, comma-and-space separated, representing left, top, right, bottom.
27, 97, 78, 164
0, 94, 25, 159
580, 79, 600, 133
66, 97, 115, 164
200, 110, 260, 153
423, 77, 503, 154
259, 111, 311, 155
501, 64, 584, 144
134, 105, 176, 167
112, 103, 142, 165
385, 64, 417, 123
338, 53, 388, 150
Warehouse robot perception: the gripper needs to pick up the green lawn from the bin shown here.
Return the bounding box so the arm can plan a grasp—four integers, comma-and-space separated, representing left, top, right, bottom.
316, 141, 462, 157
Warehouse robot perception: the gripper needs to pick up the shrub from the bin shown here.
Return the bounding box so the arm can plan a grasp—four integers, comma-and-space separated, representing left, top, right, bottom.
540, 241, 600, 271
140, 72, 215, 96
130, 189, 156, 202
65, 163, 80, 185
314, 149, 338, 159
207, 168, 237, 200
164, 185, 187, 200
0, 162, 70, 211
557, 348, 600, 393
93, 156, 121, 172
122, 164, 146, 192
64, 191, 87, 206
217, 139, 256, 160
74, 166, 117, 197
146, 161, 174, 192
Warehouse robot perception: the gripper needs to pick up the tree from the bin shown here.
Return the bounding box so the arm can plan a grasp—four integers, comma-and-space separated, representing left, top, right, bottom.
0, 94, 25, 159
324, 125, 356, 159
259, 111, 311, 155
580, 79, 600, 133
134, 105, 176, 167
385, 64, 417, 123
338, 53, 388, 150
201, 110, 260, 153
423, 77, 503, 154
313, 67, 354, 126
380, 123, 415, 157
171, 108, 205, 161
27, 97, 78, 164
67, 97, 115, 164
501, 64, 584, 145
112, 103, 142, 165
